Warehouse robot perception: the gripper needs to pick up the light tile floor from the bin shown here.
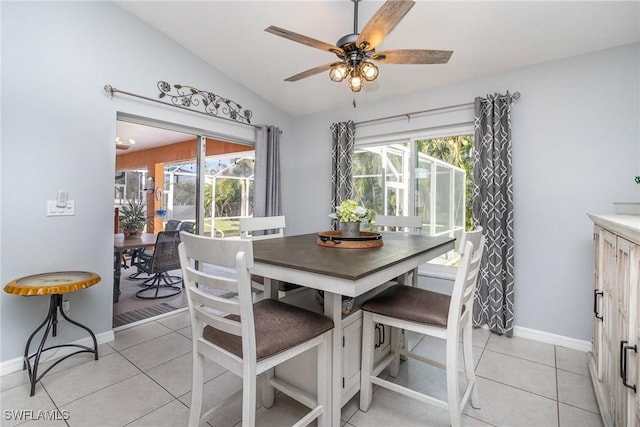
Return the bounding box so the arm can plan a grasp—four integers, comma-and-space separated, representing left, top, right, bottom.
1, 309, 602, 427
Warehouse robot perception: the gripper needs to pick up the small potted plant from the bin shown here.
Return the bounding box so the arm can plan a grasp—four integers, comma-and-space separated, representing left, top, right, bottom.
119, 199, 148, 238
329, 199, 373, 237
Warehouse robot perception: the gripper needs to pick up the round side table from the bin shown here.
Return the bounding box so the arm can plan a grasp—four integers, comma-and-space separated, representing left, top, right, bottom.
4, 271, 101, 396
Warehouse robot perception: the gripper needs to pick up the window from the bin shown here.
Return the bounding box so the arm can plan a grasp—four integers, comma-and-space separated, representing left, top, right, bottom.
354, 127, 473, 266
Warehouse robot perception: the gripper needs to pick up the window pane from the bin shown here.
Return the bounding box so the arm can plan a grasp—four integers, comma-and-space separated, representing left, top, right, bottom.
163, 153, 254, 238
354, 142, 410, 217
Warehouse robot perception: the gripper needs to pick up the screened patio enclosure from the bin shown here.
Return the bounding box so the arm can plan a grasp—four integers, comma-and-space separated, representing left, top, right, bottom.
353, 143, 466, 263
162, 154, 254, 238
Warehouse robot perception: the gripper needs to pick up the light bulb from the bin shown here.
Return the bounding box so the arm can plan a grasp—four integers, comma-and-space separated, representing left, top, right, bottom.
329, 63, 349, 82
360, 62, 379, 81
128, 138, 136, 145
348, 73, 363, 92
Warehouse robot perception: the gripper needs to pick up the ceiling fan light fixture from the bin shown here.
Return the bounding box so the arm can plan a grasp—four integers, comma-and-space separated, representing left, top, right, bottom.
360, 61, 379, 81
329, 63, 350, 82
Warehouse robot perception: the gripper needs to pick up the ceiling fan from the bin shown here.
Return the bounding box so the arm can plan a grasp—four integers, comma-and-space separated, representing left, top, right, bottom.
265, 0, 453, 93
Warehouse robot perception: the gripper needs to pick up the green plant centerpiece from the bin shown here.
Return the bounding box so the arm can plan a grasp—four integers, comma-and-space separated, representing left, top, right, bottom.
329, 199, 373, 237
119, 199, 147, 238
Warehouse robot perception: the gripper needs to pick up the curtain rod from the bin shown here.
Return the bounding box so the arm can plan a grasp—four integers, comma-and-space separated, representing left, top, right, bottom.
104, 84, 262, 130
355, 92, 520, 127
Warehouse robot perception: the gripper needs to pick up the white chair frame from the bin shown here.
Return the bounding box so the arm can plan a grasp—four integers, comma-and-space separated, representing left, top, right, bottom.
375, 215, 423, 286
178, 232, 332, 427
239, 216, 302, 297
360, 228, 485, 427
239, 215, 285, 241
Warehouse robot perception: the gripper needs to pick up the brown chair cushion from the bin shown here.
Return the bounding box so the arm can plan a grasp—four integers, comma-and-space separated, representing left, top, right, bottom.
362, 285, 452, 327
203, 299, 334, 361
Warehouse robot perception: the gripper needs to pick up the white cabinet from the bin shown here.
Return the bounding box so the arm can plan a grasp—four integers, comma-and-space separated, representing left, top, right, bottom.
589, 214, 640, 427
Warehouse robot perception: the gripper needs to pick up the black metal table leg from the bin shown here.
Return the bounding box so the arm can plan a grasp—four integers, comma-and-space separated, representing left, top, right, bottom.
114, 248, 122, 303
23, 293, 99, 396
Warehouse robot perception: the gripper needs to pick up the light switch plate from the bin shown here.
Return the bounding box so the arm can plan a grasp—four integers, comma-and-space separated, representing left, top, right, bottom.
46, 200, 75, 216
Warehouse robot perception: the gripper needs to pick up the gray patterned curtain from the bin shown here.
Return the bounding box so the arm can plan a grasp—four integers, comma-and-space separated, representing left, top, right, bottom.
254, 125, 282, 217
330, 121, 355, 228
472, 92, 515, 336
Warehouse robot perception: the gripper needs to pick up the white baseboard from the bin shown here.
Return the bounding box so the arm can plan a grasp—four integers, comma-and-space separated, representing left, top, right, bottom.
0, 330, 115, 376
513, 325, 592, 352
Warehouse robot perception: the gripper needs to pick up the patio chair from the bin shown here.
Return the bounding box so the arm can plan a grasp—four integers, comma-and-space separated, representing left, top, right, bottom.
133, 231, 183, 299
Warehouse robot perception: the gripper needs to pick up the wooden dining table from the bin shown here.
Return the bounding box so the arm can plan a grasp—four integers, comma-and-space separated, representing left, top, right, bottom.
113, 235, 155, 303
251, 231, 454, 426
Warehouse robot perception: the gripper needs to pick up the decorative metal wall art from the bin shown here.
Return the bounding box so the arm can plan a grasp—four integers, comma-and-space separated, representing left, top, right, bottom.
157, 81, 252, 124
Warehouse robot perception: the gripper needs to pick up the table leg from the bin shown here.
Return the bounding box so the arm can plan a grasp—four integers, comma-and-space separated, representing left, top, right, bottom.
324, 292, 342, 427
23, 294, 99, 396
263, 277, 278, 300
114, 248, 122, 303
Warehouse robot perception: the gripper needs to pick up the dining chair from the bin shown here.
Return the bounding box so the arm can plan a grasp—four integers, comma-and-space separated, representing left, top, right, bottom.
359, 228, 485, 427
178, 232, 333, 427
133, 231, 183, 299
375, 214, 422, 286
165, 219, 182, 231
179, 221, 196, 233
239, 216, 302, 296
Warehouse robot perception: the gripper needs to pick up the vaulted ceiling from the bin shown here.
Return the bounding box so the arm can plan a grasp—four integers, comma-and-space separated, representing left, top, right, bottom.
116, 1, 639, 116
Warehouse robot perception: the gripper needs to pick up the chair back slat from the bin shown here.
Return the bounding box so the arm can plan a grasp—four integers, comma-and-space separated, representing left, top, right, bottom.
183, 265, 239, 294
239, 216, 285, 240
193, 305, 242, 336
374, 215, 422, 234
180, 232, 254, 268
187, 280, 241, 316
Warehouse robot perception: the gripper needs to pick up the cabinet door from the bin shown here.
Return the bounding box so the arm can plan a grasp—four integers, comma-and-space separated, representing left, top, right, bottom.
631, 237, 640, 427
594, 226, 604, 379
342, 312, 363, 400
616, 237, 640, 426
601, 230, 622, 424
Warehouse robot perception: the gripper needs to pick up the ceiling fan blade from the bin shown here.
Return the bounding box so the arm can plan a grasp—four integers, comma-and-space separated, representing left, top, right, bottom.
372, 49, 453, 64
265, 26, 342, 54
284, 63, 337, 82
356, 0, 415, 50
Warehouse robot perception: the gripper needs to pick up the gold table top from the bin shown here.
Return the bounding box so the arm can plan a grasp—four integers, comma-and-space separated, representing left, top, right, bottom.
4, 271, 101, 296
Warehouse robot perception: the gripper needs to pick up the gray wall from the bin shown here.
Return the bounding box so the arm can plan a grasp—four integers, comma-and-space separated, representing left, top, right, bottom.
1, 1, 638, 366
281, 43, 640, 341
0, 2, 292, 363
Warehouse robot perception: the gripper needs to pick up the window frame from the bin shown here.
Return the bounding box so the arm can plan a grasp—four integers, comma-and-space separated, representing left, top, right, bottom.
355, 123, 474, 277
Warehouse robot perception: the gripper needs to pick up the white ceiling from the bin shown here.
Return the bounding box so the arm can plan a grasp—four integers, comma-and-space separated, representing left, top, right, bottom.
115, 1, 639, 117
115, 121, 194, 154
